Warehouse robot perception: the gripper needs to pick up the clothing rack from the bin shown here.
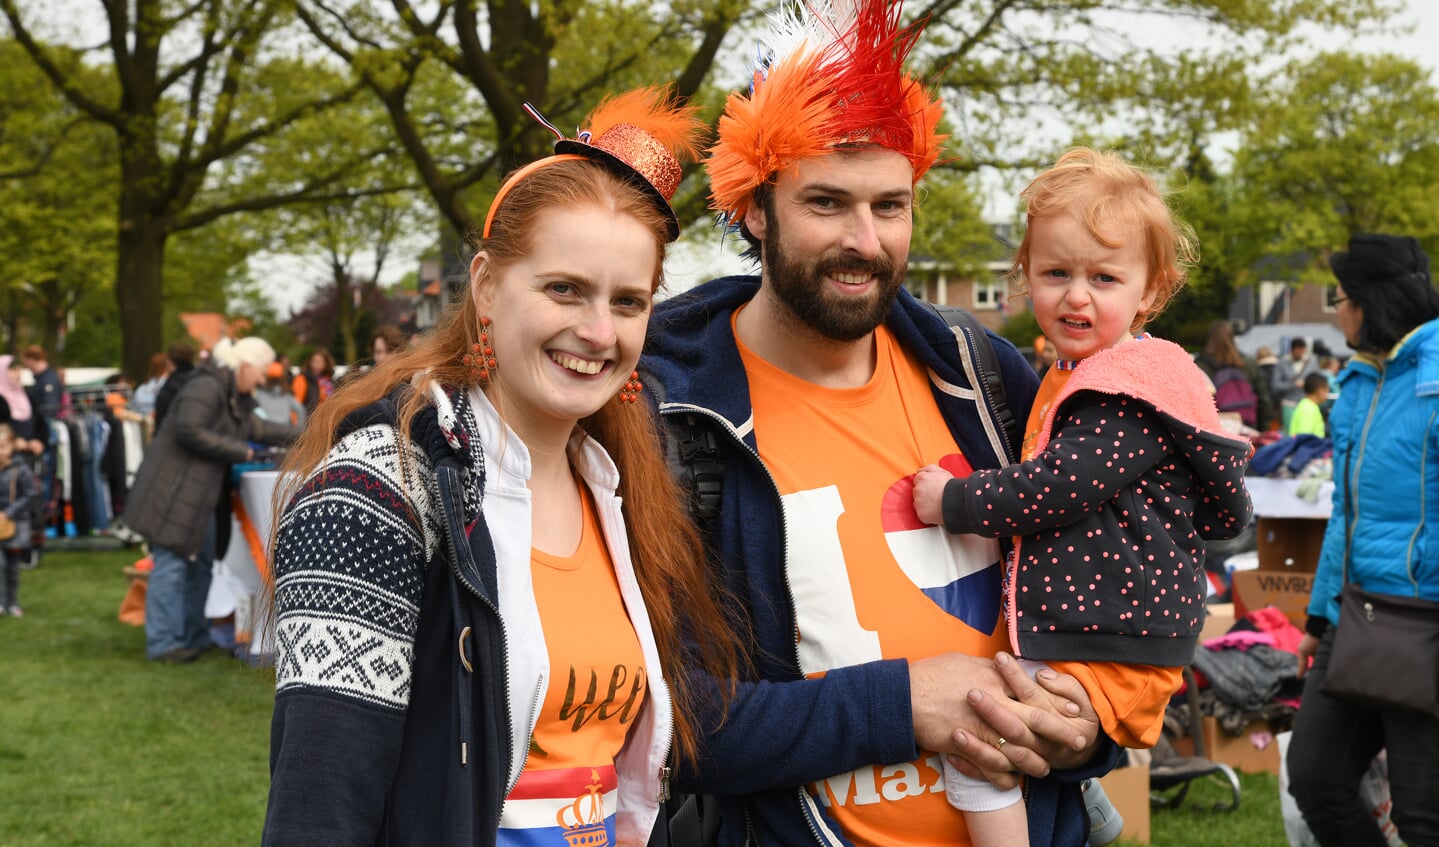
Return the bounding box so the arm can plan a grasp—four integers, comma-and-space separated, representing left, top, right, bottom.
62, 384, 133, 417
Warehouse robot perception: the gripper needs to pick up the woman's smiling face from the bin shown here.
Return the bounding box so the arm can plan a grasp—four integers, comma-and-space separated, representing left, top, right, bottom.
470, 203, 658, 444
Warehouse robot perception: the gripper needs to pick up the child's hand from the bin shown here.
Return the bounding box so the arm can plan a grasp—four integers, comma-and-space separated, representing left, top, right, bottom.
912, 464, 953, 526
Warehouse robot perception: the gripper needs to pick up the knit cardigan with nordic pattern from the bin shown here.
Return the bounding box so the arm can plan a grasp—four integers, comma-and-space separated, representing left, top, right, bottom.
262, 384, 674, 847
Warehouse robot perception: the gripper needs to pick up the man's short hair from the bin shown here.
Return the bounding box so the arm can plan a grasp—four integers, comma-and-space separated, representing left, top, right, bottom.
20, 345, 46, 362
168, 342, 196, 367
1290, 338, 1308, 353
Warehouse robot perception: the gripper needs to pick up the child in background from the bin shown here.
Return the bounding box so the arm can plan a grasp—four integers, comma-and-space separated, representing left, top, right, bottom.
911, 148, 1254, 847
0, 424, 37, 617
1287, 372, 1330, 437
1318, 354, 1342, 414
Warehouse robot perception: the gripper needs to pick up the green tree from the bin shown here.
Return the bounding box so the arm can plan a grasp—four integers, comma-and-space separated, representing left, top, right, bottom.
253, 84, 435, 364
922, 0, 1391, 171
1227, 50, 1439, 274
0, 0, 386, 379
295, 0, 755, 236
911, 169, 999, 277
0, 39, 117, 357
917, 0, 1396, 331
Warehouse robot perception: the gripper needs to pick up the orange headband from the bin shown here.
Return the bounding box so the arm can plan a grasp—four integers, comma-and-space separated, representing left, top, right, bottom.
482, 154, 585, 239
481, 88, 705, 243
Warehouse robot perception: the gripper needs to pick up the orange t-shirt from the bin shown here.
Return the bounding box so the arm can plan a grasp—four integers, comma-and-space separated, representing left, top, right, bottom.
740, 317, 1008, 846
1023, 366, 1180, 748
498, 487, 648, 844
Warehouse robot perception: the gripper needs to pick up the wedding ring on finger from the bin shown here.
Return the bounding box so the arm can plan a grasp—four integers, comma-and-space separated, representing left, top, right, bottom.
995, 736, 1008, 751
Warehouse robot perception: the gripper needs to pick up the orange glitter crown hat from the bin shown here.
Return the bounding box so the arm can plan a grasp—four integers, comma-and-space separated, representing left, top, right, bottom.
707, 0, 946, 228
483, 86, 704, 242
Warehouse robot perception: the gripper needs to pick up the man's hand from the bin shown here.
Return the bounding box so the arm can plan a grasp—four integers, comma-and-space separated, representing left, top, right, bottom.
946, 653, 1101, 788
909, 652, 1009, 754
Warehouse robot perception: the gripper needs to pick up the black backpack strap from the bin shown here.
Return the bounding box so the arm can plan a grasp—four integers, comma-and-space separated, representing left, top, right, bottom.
649, 791, 721, 846
653, 409, 728, 847
924, 301, 1022, 463
663, 412, 728, 523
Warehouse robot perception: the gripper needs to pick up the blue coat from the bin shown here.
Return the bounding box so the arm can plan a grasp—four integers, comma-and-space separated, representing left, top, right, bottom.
1308, 318, 1439, 628
642, 276, 1120, 847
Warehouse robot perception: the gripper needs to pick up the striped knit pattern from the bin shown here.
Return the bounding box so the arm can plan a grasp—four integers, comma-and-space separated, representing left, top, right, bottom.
272, 386, 481, 711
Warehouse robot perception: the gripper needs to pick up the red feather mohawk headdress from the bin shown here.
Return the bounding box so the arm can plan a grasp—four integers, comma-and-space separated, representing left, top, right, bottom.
484, 86, 705, 242
707, 0, 946, 228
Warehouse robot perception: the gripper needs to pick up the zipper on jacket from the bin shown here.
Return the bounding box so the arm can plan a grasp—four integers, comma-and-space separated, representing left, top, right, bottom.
795, 786, 848, 846
658, 720, 675, 803
437, 466, 518, 797
953, 323, 1016, 465
1345, 369, 1386, 570
508, 678, 544, 805
663, 405, 835, 844
659, 405, 802, 671
1405, 410, 1435, 593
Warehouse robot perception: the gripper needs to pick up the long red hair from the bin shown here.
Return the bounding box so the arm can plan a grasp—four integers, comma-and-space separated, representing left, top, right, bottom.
269, 159, 740, 766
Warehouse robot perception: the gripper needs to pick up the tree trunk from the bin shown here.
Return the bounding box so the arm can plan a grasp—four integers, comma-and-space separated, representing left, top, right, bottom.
37, 277, 64, 357
114, 123, 173, 382
332, 261, 358, 365
114, 210, 169, 383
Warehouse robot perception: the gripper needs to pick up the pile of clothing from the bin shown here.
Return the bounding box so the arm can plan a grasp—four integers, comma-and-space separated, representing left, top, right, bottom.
1165, 606, 1305, 739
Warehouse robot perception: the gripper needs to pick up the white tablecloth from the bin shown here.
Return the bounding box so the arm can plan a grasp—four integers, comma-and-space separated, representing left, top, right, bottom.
206, 470, 280, 652
1245, 476, 1334, 519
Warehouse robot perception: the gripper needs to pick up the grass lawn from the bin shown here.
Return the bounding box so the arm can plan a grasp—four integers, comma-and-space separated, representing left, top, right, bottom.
1144, 769, 1288, 846
0, 548, 1294, 845
0, 547, 273, 846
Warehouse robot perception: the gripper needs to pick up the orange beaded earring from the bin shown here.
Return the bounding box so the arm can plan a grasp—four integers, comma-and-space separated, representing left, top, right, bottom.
463, 316, 498, 384
618, 370, 643, 404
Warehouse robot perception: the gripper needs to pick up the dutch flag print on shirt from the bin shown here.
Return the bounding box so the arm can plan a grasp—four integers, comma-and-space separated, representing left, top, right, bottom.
499, 764, 618, 846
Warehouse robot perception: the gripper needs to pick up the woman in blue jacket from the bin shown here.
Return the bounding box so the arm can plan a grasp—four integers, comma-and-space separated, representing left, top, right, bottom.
1287, 233, 1439, 846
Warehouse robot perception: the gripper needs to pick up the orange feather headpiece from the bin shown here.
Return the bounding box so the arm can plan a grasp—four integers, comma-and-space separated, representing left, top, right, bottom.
484, 86, 705, 241
707, 0, 946, 227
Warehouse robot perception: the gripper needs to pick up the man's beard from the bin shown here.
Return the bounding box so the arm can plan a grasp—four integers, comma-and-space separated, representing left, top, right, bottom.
763, 214, 906, 343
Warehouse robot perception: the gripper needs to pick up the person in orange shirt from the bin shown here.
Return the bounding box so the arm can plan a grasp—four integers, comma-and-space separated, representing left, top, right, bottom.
262, 88, 741, 845
913, 149, 1253, 845
642, 4, 1121, 846
290, 348, 334, 413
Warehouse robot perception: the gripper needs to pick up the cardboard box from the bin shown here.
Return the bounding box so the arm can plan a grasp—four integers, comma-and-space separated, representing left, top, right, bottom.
1199, 603, 1236, 643
1254, 516, 1326, 572
1096, 762, 1150, 844
1231, 569, 1314, 626
1172, 717, 1279, 775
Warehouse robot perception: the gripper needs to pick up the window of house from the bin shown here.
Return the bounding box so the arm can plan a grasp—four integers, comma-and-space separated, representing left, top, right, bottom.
973, 279, 1005, 311
1258, 279, 1291, 320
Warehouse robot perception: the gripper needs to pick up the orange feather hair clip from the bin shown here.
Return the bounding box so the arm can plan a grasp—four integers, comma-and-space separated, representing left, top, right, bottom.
580, 87, 705, 168
707, 0, 946, 227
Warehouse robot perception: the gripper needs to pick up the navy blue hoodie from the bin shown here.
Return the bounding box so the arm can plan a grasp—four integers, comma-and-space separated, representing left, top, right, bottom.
642, 276, 1120, 847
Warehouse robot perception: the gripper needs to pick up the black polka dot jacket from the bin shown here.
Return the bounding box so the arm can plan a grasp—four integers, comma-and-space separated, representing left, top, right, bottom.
938, 338, 1254, 667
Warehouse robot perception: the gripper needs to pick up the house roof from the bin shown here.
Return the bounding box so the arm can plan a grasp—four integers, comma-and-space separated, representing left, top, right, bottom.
178, 313, 227, 350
